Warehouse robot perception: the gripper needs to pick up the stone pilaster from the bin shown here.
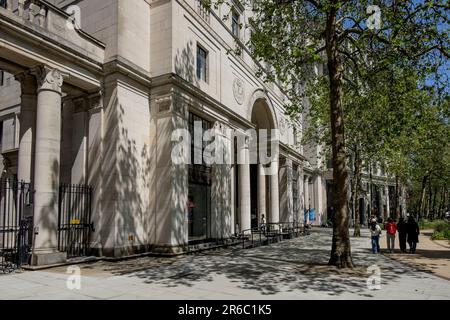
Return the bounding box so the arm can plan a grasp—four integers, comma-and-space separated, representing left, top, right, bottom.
153, 92, 188, 252
71, 97, 89, 185
211, 121, 232, 240
15, 72, 37, 183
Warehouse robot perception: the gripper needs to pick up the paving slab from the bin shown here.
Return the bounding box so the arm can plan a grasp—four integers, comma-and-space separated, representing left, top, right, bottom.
1, 228, 449, 300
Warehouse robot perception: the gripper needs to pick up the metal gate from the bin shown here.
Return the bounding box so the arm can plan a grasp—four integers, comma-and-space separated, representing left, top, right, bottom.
0, 179, 34, 273
58, 184, 93, 258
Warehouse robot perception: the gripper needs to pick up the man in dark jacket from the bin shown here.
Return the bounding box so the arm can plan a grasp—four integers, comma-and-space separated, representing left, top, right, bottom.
397, 217, 407, 253
406, 216, 420, 254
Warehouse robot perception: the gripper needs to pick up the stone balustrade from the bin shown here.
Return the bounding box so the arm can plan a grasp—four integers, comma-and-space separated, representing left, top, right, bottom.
3, 0, 47, 28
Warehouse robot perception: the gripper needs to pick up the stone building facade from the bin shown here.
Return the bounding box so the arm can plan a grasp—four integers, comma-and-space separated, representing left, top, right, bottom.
0, 0, 398, 266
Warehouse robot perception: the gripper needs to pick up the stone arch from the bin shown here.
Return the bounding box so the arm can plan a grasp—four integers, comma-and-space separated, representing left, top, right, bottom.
247, 89, 278, 130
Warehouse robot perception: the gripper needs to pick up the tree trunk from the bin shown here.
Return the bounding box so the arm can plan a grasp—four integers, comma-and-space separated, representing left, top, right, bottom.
326, 4, 353, 269
439, 187, 447, 219
443, 188, 448, 219
369, 163, 373, 217
369, 162, 380, 218
432, 186, 437, 220
394, 175, 400, 219
427, 176, 432, 220
352, 150, 362, 237
437, 186, 443, 218
418, 174, 428, 219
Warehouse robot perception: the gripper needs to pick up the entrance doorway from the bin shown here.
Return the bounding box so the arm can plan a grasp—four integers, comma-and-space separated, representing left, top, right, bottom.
187, 112, 212, 243
188, 183, 211, 242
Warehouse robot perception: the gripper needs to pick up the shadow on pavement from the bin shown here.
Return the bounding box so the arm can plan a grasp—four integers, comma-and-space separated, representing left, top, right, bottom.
77, 229, 430, 297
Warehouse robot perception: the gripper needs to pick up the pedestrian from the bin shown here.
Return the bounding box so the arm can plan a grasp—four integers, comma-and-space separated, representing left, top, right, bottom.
406, 216, 420, 254
260, 214, 267, 234
397, 217, 407, 253
385, 218, 397, 253
370, 212, 377, 224
369, 219, 382, 254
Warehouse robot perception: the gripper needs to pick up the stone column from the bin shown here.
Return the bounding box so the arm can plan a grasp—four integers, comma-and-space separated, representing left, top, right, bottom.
230, 164, 236, 236
16, 73, 37, 183
270, 159, 280, 225
239, 140, 251, 234
297, 167, 304, 223
286, 159, 293, 223
31, 66, 66, 265
304, 175, 310, 224
257, 163, 266, 223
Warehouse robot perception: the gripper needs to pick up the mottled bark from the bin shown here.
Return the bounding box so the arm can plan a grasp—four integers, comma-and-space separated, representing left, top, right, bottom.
326, 2, 353, 268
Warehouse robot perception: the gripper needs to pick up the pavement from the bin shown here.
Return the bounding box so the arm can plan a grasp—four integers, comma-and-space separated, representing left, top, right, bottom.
1, 228, 450, 300
380, 229, 450, 280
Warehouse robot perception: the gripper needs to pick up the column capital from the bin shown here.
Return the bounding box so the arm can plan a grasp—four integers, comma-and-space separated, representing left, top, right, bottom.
31, 66, 67, 94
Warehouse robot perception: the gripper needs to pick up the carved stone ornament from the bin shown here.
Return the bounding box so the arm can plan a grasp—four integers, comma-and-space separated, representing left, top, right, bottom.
233, 78, 245, 105
33, 66, 65, 93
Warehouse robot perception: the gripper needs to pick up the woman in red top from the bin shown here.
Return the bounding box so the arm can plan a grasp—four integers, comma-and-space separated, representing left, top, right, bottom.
385, 218, 398, 253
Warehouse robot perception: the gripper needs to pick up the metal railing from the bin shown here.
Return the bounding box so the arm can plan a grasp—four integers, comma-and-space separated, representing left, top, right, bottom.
0, 179, 33, 272
236, 221, 309, 250
58, 184, 93, 258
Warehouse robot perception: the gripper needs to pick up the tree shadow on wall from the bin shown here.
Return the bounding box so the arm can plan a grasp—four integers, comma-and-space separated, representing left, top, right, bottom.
33, 160, 60, 250
114, 102, 152, 256
174, 40, 199, 88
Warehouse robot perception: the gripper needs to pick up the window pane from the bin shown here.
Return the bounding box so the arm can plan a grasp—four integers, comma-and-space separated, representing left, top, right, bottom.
232, 12, 240, 38
197, 46, 207, 82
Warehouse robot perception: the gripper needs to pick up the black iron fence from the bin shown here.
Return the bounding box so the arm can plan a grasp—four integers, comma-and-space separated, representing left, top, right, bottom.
0, 179, 34, 273
237, 221, 307, 250
58, 184, 93, 258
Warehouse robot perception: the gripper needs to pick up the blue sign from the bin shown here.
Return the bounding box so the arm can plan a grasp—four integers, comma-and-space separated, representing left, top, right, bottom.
309, 208, 316, 221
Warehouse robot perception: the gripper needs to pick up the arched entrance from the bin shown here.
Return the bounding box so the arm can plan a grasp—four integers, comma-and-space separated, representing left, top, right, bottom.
249, 98, 278, 229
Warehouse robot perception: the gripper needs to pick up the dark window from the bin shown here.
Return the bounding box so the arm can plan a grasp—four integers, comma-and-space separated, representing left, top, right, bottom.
232, 10, 240, 38
0, 71, 4, 86
196, 45, 208, 82
188, 113, 212, 184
